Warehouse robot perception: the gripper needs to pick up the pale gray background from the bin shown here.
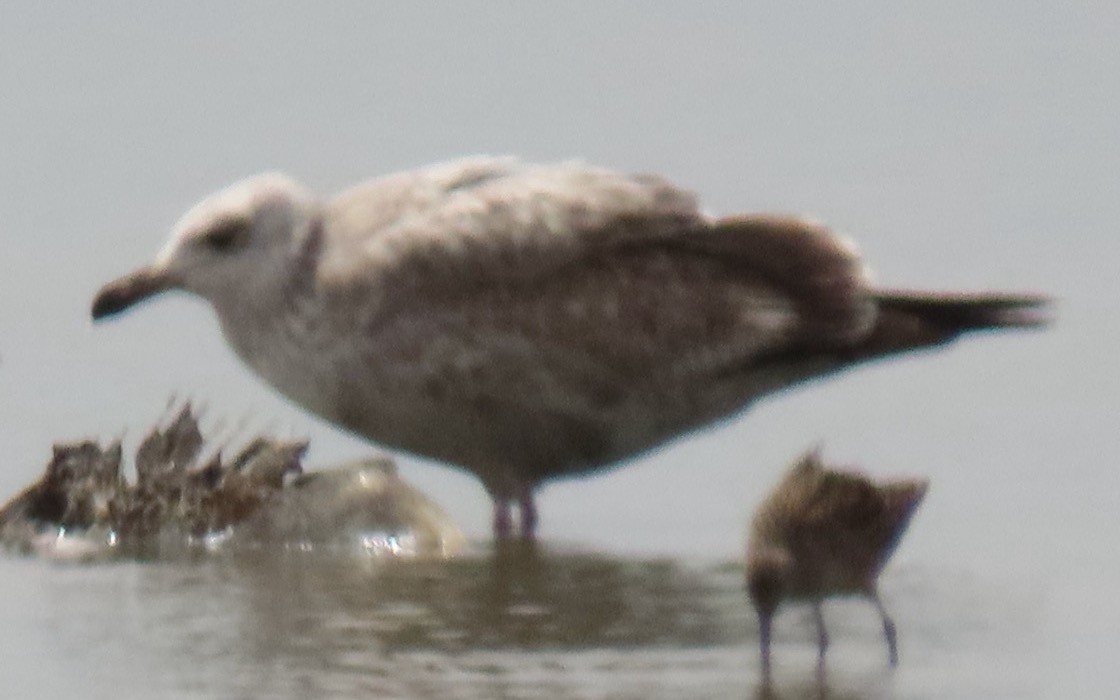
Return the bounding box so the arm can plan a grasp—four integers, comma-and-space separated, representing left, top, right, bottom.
0, 3, 1116, 697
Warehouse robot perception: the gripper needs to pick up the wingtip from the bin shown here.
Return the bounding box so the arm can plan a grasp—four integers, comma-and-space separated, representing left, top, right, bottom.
1000, 295, 1055, 328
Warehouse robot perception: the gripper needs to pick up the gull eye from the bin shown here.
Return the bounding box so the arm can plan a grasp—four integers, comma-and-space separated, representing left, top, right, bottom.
201, 218, 248, 253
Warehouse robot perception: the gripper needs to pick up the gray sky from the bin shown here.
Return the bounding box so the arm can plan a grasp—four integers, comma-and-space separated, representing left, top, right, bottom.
0, 2, 1115, 597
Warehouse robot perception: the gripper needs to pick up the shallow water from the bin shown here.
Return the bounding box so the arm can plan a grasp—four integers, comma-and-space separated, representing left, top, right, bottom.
0, 544, 1052, 700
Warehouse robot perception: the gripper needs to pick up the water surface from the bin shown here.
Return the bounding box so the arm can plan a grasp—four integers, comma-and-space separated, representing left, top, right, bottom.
0, 544, 1050, 699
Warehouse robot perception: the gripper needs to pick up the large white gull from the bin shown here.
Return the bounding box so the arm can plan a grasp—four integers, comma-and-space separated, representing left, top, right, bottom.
91, 157, 1047, 538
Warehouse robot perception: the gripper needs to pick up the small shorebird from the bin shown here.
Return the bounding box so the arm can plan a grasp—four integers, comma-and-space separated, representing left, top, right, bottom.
746, 449, 928, 682
91, 157, 1039, 539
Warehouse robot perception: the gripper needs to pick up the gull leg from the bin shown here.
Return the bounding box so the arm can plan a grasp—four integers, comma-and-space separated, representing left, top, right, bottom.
518, 483, 538, 539
871, 591, 899, 667
493, 499, 513, 539
813, 602, 829, 679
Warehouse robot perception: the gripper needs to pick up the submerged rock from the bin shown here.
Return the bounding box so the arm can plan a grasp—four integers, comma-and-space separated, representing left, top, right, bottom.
230, 457, 466, 557
0, 405, 463, 560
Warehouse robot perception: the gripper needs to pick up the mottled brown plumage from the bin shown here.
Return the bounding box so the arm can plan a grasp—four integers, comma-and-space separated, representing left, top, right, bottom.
0, 405, 465, 559
89, 157, 1039, 538
746, 449, 927, 682
0, 405, 306, 550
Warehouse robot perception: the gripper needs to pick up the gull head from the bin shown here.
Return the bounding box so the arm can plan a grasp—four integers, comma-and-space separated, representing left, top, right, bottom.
92, 173, 319, 321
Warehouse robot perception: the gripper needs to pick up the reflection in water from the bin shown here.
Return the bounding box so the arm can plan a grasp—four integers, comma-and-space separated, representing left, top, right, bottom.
229, 543, 744, 667
130, 543, 752, 698
2, 545, 1045, 700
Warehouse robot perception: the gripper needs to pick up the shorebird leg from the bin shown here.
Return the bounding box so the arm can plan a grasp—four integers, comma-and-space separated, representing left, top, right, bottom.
517, 483, 538, 539
813, 602, 829, 676
871, 592, 898, 666
758, 610, 773, 685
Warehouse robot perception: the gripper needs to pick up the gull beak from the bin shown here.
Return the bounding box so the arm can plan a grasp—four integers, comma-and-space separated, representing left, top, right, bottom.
91, 265, 174, 321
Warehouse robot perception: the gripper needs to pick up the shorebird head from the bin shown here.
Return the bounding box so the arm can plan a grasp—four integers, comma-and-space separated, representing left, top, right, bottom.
746, 547, 793, 616
91, 173, 319, 321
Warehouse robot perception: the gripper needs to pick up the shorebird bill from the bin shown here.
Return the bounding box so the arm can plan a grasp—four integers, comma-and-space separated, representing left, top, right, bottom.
91, 265, 172, 320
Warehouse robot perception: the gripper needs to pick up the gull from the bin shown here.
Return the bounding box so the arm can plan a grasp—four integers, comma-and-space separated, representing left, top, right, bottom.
745, 449, 927, 684
91, 156, 1045, 538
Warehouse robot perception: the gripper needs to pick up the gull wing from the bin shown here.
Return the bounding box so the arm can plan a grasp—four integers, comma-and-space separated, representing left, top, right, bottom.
321, 157, 703, 306
317, 160, 877, 458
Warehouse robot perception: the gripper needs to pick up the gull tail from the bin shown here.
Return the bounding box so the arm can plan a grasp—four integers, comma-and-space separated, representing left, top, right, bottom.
875, 291, 1051, 331
843, 291, 1051, 362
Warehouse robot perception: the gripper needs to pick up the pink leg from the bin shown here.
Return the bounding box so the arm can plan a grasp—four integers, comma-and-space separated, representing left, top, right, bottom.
493, 499, 513, 539
518, 484, 538, 539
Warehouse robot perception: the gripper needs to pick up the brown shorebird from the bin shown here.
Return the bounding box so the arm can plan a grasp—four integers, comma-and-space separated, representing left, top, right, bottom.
746, 449, 928, 682
90, 157, 1041, 539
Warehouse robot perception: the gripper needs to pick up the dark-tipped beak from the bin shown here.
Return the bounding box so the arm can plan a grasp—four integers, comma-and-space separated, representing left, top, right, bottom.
91, 265, 173, 320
